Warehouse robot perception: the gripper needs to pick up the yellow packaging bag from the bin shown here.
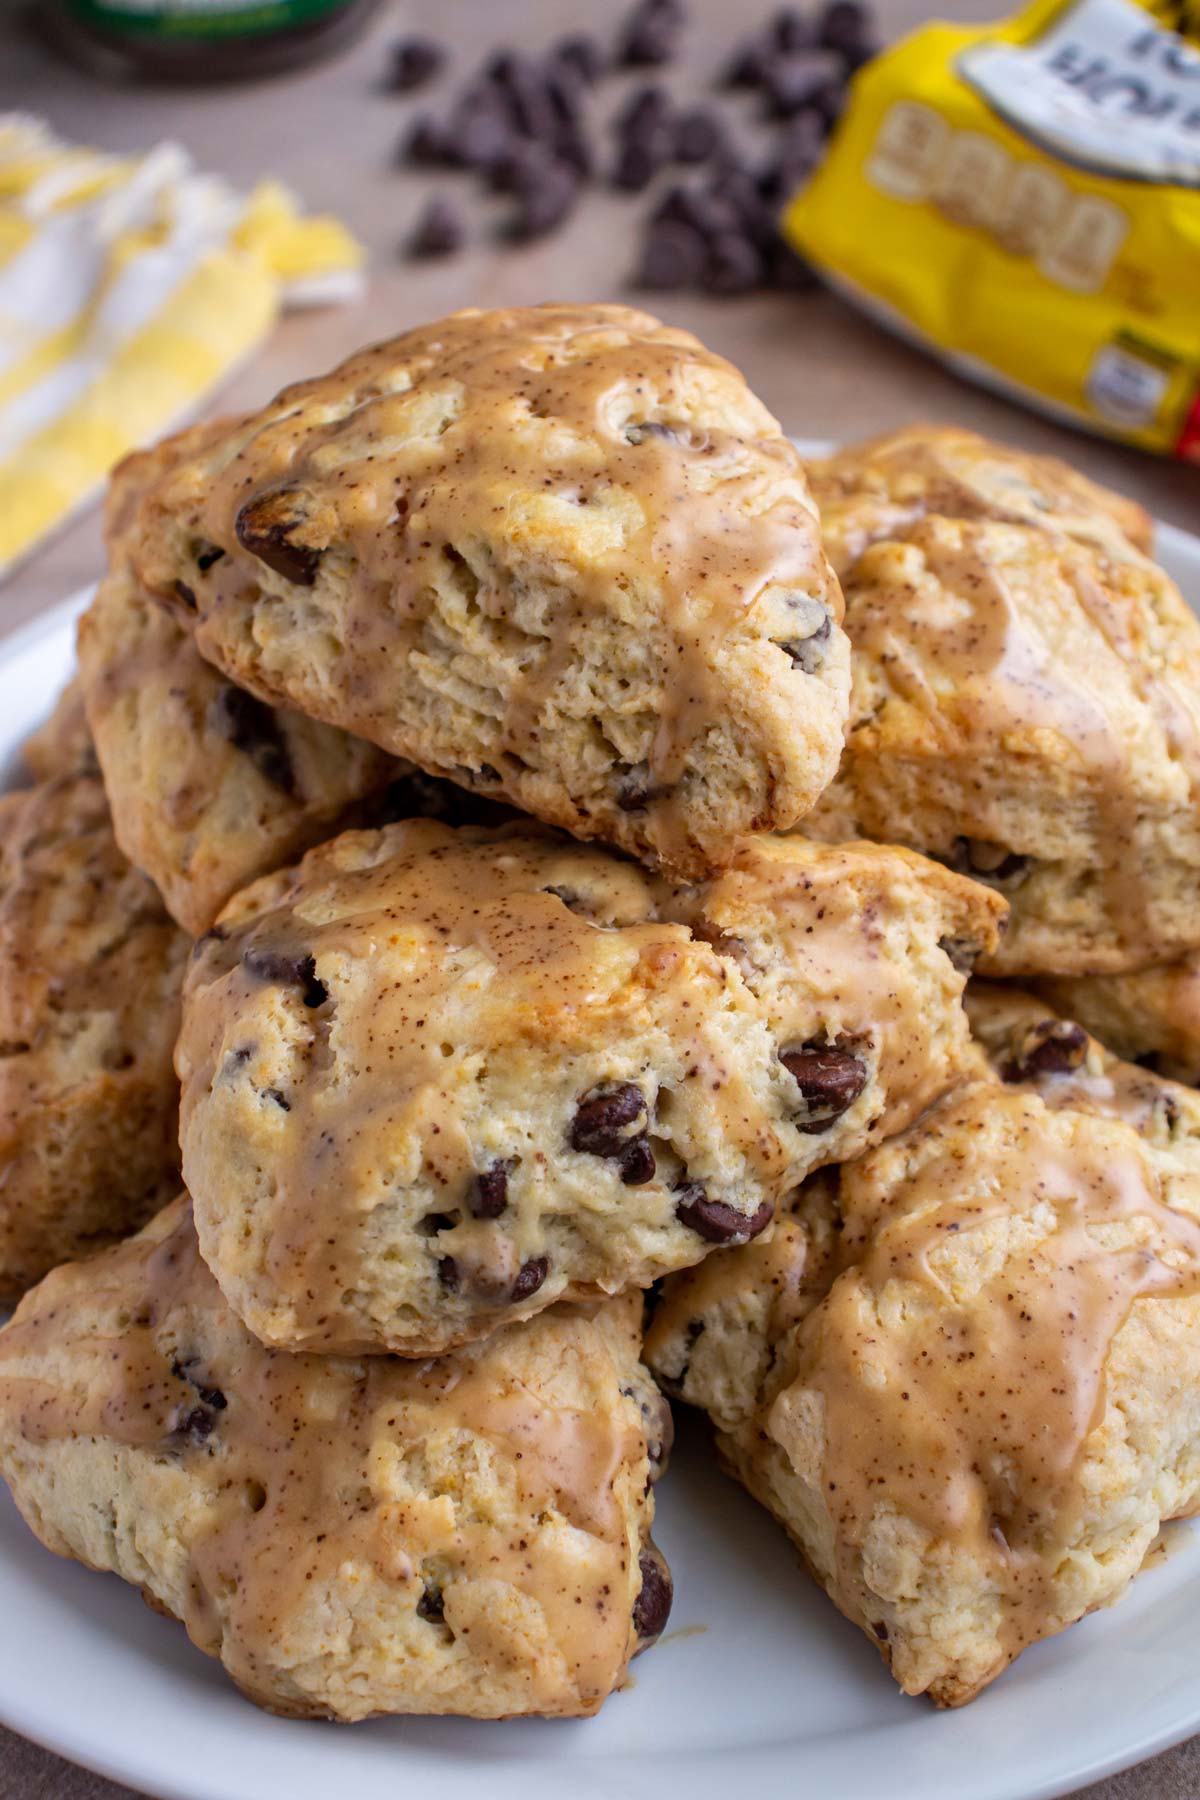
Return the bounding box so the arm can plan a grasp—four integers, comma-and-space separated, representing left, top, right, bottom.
784, 0, 1200, 461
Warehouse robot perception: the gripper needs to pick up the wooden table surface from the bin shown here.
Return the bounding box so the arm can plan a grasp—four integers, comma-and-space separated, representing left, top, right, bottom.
0, 0, 1197, 1793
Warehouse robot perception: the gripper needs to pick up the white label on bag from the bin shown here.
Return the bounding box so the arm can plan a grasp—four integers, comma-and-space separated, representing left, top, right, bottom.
958, 0, 1200, 186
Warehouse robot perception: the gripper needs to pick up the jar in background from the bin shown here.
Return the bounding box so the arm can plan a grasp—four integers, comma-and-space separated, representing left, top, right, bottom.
39, 0, 381, 83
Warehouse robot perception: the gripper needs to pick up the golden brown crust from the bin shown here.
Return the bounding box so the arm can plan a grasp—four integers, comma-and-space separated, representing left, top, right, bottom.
0, 773, 187, 1299
0, 1197, 666, 1720
126, 304, 850, 879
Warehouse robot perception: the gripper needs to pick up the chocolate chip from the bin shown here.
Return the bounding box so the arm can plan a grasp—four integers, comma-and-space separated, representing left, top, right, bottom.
675, 1186, 773, 1243
674, 108, 723, 164
265, 1088, 290, 1111
235, 490, 322, 587
195, 544, 225, 573
511, 1255, 549, 1301
171, 1360, 227, 1414
619, 0, 683, 68
505, 159, 578, 239
553, 35, 606, 83
173, 580, 197, 610
469, 1161, 511, 1219
632, 1544, 673, 1641
818, 0, 876, 56
570, 1082, 648, 1155
615, 763, 658, 810
386, 36, 445, 92
437, 1255, 460, 1292
781, 611, 831, 672
772, 7, 816, 52
1002, 1020, 1089, 1083
612, 133, 670, 191
417, 1582, 445, 1622
403, 115, 451, 167
872, 1619, 889, 1641
618, 1138, 657, 1186
702, 231, 764, 296
242, 946, 327, 1009
779, 1042, 867, 1131
938, 934, 980, 975
208, 685, 296, 794
720, 34, 770, 88
407, 197, 465, 258
615, 83, 670, 136
174, 1406, 220, 1443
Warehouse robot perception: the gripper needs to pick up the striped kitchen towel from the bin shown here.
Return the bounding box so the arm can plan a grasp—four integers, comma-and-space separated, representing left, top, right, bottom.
0, 115, 365, 581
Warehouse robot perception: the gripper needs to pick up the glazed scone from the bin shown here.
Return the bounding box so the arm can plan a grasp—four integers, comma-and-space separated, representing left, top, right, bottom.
126, 303, 850, 879
21, 678, 95, 781
176, 819, 1003, 1356
0, 773, 188, 1299
808, 424, 1153, 578
648, 1020, 1200, 1706
0, 1195, 671, 1721
79, 434, 408, 936
1034, 959, 1200, 1086
797, 508, 1200, 974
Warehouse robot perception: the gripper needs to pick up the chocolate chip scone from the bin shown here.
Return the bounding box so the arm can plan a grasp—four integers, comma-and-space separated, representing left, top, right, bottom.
648, 1007, 1200, 1706
797, 488, 1200, 974
79, 434, 407, 936
126, 303, 850, 879
176, 819, 1003, 1356
22, 678, 95, 782
1033, 959, 1200, 1086
809, 424, 1153, 579
0, 1194, 670, 1720
0, 773, 188, 1299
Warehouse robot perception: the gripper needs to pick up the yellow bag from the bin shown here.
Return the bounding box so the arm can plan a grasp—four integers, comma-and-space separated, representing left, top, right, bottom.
784, 0, 1200, 461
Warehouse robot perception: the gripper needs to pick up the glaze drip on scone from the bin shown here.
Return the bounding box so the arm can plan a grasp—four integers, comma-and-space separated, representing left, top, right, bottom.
176, 820, 1003, 1355
0, 1196, 663, 1720
126, 303, 850, 877
790, 1077, 1200, 1676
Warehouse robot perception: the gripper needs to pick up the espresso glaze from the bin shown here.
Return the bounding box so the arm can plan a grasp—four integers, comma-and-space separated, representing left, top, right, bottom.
776, 1079, 1200, 1669
0, 1197, 650, 1715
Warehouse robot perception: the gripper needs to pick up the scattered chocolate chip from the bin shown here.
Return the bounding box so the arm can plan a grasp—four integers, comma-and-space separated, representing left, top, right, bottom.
614, 82, 670, 136
174, 1405, 221, 1444
469, 1161, 511, 1219
938, 934, 980, 975
720, 33, 770, 88
417, 1582, 445, 1622
242, 946, 328, 1009
265, 1088, 290, 1111
553, 34, 606, 83
779, 1042, 867, 1131
512, 1255, 549, 1301
1002, 1020, 1089, 1083
571, 1082, 648, 1156
171, 1361, 228, 1413
632, 1544, 673, 1641
762, 48, 845, 117
386, 36, 445, 93
675, 1185, 773, 1243
781, 611, 832, 672
772, 7, 816, 52
407, 197, 465, 257
437, 1255, 460, 1292
208, 685, 296, 794
818, 0, 876, 56
173, 580, 197, 610
505, 158, 579, 238
674, 108, 723, 164
612, 133, 670, 191
195, 544, 225, 573
403, 114, 451, 167
872, 1619, 889, 1641
615, 763, 662, 811
235, 489, 322, 587
702, 231, 764, 296
619, 1138, 657, 1185
619, 0, 683, 68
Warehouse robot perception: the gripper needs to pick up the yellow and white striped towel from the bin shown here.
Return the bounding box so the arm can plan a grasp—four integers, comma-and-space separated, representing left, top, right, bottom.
0, 114, 364, 581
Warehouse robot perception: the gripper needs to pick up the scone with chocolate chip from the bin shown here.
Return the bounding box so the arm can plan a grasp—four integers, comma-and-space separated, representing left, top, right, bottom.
0, 772, 188, 1299
810, 425, 1153, 579
799, 432, 1200, 974
126, 303, 850, 879
176, 819, 1003, 1356
0, 1194, 670, 1721
1034, 958, 1200, 1086
22, 678, 96, 782
648, 996, 1200, 1706
78, 434, 405, 936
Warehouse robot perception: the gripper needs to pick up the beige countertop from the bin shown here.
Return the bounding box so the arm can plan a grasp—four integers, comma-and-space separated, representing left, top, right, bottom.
0, 0, 1197, 1794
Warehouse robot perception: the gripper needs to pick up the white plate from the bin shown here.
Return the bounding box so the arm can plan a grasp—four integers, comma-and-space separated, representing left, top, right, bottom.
2, 499, 1200, 1800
